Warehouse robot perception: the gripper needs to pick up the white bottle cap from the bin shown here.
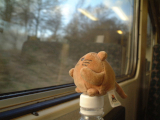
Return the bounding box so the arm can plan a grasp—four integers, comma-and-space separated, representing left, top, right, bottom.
80, 94, 104, 116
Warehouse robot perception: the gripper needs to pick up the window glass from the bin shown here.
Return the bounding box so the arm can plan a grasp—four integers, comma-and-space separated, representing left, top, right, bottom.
0, 0, 135, 93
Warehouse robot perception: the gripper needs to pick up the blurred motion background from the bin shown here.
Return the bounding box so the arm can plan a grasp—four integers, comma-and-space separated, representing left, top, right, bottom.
0, 0, 134, 93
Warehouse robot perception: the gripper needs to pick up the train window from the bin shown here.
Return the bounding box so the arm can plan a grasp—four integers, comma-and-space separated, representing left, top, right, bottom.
0, 0, 136, 94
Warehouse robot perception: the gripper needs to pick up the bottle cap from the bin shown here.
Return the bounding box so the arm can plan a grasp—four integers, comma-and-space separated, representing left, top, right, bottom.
80, 94, 104, 116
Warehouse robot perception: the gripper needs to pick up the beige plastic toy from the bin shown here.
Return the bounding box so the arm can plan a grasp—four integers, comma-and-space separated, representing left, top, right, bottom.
69, 51, 127, 98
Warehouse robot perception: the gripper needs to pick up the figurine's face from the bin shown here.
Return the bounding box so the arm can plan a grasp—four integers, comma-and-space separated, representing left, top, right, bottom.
75, 52, 104, 73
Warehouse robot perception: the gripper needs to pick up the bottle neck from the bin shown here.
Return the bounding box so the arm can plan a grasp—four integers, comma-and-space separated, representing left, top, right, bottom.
79, 94, 104, 116
80, 106, 104, 116
79, 114, 104, 120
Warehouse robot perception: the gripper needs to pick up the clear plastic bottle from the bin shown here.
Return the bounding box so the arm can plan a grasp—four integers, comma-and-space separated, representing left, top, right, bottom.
79, 115, 104, 120
79, 94, 104, 120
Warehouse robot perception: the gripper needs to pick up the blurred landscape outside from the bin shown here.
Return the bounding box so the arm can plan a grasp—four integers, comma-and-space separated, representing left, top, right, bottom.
0, 0, 134, 94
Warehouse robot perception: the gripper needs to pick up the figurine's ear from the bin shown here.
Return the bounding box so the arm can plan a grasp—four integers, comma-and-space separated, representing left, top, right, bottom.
97, 51, 107, 61
69, 68, 74, 78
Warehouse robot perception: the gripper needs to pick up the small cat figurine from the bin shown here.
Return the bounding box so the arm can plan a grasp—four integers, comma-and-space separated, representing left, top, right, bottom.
69, 51, 127, 98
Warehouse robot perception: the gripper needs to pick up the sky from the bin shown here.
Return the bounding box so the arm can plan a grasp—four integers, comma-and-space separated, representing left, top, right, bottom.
60, 0, 133, 24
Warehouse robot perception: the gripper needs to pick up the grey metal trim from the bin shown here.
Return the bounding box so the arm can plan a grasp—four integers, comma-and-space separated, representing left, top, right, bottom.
0, 86, 75, 111
118, 0, 140, 82
128, 0, 140, 77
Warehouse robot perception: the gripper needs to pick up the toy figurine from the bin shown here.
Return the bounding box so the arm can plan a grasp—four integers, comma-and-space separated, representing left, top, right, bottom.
69, 51, 127, 98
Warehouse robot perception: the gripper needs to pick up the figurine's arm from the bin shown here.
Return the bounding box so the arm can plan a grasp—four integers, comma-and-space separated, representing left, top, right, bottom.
69, 68, 74, 78
80, 67, 104, 86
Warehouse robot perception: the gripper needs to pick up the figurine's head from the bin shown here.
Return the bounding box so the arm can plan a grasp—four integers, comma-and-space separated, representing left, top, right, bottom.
75, 51, 107, 74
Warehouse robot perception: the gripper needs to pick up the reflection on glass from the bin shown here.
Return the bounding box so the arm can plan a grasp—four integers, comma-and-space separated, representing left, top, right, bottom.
145, 16, 152, 72
78, 9, 98, 21
0, 0, 134, 93
117, 30, 123, 34
112, 7, 128, 21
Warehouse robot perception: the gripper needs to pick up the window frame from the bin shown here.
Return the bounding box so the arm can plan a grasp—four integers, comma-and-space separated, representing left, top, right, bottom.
0, 0, 140, 114
0, 84, 75, 112
114, 0, 140, 82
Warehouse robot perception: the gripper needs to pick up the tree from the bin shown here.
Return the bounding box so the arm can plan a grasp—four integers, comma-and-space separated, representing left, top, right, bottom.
44, 6, 62, 42
0, 0, 15, 22
64, 3, 129, 48
11, 0, 32, 33
28, 0, 61, 37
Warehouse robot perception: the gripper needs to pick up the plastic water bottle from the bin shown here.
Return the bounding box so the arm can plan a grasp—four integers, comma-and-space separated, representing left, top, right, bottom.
79, 94, 104, 120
